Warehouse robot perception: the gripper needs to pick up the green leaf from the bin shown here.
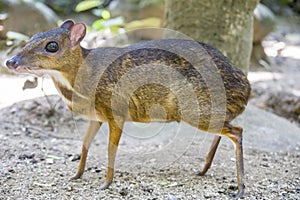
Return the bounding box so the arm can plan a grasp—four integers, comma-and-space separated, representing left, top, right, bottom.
109, 26, 119, 34
75, 0, 102, 12
101, 16, 124, 28
92, 19, 104, 30
101, 9, 110, 20
160, 180, 169, 186
47, 154, 64, 160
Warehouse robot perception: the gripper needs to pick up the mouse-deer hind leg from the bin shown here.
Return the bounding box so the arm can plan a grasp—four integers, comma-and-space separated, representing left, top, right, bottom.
71, 120, 102, 180
196, 135, 222, 176
222, 123, 245, 199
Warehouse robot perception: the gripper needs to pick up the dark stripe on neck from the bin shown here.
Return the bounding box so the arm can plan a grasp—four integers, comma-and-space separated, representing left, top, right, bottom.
54, 81, 74, 102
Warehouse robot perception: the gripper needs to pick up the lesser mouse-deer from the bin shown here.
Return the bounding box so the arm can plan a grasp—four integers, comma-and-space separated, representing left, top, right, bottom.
6, 20, 251, 199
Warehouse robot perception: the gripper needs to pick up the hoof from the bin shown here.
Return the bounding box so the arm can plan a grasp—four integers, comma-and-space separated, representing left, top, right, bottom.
194, 169, 206, 176
99, 180, 112, 190
229, 185, 245, 199
70, 173, 83, 180
234, 186, 245, 200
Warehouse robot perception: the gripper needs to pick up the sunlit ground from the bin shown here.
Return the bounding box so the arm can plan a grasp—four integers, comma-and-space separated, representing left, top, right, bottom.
0, 75, 57, 109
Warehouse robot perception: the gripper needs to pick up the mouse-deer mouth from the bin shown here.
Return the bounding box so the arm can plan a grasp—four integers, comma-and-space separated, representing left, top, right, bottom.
13, 65, 44, 77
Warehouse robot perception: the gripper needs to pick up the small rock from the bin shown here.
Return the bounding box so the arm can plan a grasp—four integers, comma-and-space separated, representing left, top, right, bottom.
70, 154, 80, 162
141, 184, 153, 193
21, 127, 31, 135
18, 153, 35, 160
39, 156, 45, 161
119, 187, 128, 196
168, 194, 178, 200
261, 163, 269, 168
30, 158, 38, 164
218, 189, 225, 194
65, 186, 73, 191
66, 153, 73, 157
10, 108, 17, 114
46, 158, 54, 164
7, 168, 15, 173
168, 182, 179, 187
204, 192, 216, 198
228, 185, 238, 191
12, 131, 21, 136
32, 132, 41, 138
87, 167, 93, 171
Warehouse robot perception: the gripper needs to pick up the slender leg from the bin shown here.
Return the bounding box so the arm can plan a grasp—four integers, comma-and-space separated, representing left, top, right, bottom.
222, 124, 245, 199
71, 120, 102, 180
196, 135, 221, 176
99, 119, 124, 190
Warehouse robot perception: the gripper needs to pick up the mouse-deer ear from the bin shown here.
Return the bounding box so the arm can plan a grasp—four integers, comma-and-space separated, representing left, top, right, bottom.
69, 23, 86, 50
60, 20, 75, 30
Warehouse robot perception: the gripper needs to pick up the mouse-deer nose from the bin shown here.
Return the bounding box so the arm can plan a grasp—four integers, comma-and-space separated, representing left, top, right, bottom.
6, 56, 19, 69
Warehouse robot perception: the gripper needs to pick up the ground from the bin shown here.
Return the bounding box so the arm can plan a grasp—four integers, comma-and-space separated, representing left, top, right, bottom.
0, 96, 299, 199
0, 17, 299, 199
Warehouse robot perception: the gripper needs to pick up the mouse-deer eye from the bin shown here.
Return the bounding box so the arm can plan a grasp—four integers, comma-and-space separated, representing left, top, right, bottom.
45, 41, 59, 53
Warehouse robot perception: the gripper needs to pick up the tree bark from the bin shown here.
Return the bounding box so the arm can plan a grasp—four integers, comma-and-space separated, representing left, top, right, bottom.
164, 0, 259, 73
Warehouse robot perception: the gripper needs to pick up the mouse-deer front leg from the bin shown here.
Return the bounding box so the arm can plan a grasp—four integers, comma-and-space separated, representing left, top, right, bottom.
71, 120, 102, 180
99, 118, 124, 190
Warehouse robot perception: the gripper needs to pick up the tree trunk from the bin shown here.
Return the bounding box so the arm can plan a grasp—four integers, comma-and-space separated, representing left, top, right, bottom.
164, 0, 259, 73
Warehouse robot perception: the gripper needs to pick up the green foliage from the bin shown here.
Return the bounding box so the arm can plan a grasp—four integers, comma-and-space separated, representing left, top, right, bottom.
75, 0, 103, 12
75, 0, 164, 33
92, 16, 124, 33
76, 0, 124, 33
279, 0, 290, 5
101, 9, 111, 19
37, 0, 82, 14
